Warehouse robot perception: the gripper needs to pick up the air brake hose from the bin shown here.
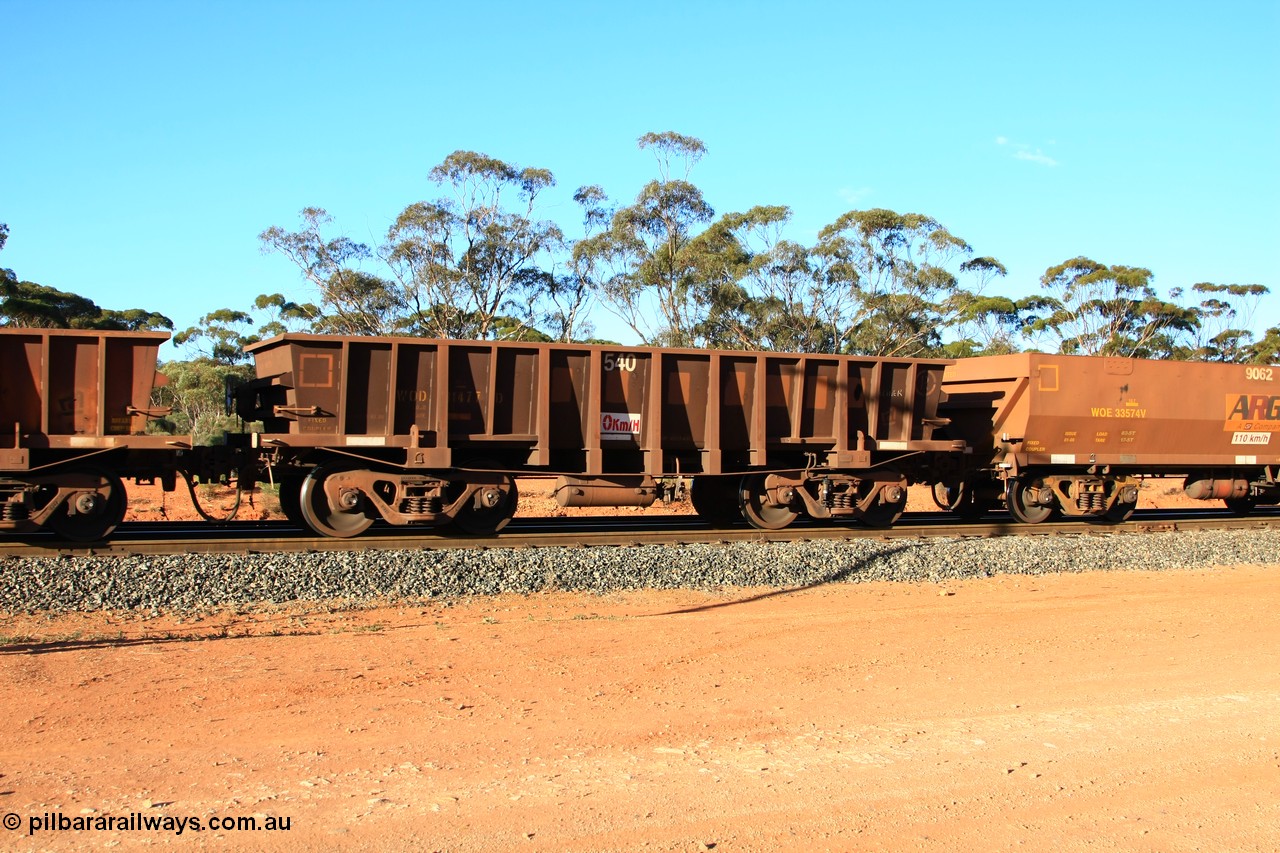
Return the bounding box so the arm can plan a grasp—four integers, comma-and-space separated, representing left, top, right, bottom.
181, 471, 243, 523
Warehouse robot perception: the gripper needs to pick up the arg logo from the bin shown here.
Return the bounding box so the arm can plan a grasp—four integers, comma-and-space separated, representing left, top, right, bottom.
1224, 393, 1280, 432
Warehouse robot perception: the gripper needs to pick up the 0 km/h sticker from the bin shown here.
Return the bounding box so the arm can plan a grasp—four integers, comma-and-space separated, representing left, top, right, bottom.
601, 412, 642, 436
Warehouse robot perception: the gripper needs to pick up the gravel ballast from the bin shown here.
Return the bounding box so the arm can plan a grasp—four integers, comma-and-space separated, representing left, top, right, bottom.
1, 529, 1277, 615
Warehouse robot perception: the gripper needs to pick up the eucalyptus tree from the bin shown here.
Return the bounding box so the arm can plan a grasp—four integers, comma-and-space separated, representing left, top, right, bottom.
1179, 282, 1270, 362
383, 150, 563, 340
259, 208, 402, 336
173, 308, 255, 363
739, 239, 839, 353
0, 280, 171, 331
1250, 326, 1280, 364
811, 209, 981, 357
1024, 257, 1197, 357
250, 292, 322, 337
574, 132, 719, 346
935, 257, 1064, 357
688, 205, 840, 352
543, 185, 610, 343
150, 358, 257, 445
95, 308, 176, 331
1, 223, 174, 330
173, 294, 320, 363
0, 223, 12, 290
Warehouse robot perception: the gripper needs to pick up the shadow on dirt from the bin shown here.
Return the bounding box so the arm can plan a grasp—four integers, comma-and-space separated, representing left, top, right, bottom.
0, 615, 437, 655
652, 541, 919, 615
1, 633, 209, 655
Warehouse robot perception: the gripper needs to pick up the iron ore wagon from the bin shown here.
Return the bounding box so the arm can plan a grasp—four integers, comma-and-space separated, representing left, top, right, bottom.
937, 353, 1280, 522
0, 328, 230, 540
236, 334, 964, 536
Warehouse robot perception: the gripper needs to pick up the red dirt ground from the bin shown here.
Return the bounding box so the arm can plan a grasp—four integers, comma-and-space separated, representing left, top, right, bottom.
2, 478, 1268, 851
1, 566, 1276, 851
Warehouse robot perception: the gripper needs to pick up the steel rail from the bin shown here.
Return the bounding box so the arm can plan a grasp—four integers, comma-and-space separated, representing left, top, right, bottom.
2, 508, 1277, 559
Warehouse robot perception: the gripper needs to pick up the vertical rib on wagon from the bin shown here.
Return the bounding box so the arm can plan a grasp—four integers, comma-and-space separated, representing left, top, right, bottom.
0, 328, 184, 540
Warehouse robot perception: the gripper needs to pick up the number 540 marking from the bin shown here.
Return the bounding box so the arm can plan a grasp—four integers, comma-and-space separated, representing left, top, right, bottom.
603, 353, 638, 372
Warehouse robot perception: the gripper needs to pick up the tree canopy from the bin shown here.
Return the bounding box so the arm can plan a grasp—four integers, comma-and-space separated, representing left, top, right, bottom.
1, 280, 172, 331
1022, 257, 1194, 357
384, 150, 563, 340
3, 128, 1277, 367
244, 136, 1277, 362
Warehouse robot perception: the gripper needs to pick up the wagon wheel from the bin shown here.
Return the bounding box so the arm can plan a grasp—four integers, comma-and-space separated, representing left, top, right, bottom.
299, 463, 376, 538
1223, 495, 1257, 516
932, 481, 993, 521
48, 469, 127, 542
738, 474, 798, 531
276, 475, 307, 528
690, 477, 742, 526
452, 474, 518, 536
857, 487, 907, 529
1102, 498, 1138, 523
1005, 476, 1055, 524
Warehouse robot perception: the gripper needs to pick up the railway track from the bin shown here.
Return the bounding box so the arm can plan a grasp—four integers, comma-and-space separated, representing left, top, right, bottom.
4, 507, 1278, 559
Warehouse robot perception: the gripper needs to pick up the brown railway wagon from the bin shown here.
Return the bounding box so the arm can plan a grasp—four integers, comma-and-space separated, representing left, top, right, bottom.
0, 328, 187, 540
238, 334, 964, 536
939, 353, 1280, 522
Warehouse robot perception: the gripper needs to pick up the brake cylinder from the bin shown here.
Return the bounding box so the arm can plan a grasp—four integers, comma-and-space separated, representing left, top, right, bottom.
1183, 478, 1249, 501
553, 476, 658, 508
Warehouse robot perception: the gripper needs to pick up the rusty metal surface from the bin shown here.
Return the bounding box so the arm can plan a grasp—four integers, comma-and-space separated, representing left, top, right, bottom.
242, 333, 958, 477
0, 328, 180, 456
0, 328, 193, 539
4, 508, 1277, 559
942, 354, 1280, 470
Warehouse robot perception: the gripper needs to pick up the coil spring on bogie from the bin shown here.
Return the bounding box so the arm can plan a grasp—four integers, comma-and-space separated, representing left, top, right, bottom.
1, 502, 28, 521
400, 496, 442, 515
1076, 491, 1106, 512
828, 492, 855, 510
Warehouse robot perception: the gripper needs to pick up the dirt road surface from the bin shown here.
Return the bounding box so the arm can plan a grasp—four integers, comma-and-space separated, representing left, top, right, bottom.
2, 562, 1277, 852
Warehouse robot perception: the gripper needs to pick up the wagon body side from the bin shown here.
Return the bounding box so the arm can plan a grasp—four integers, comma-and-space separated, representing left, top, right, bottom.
940, 353, 1280, 520
238, 334, 964, 534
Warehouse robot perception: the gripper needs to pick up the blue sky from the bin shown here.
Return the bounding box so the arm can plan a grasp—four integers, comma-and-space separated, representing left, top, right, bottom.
3, 0, 1278, 353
